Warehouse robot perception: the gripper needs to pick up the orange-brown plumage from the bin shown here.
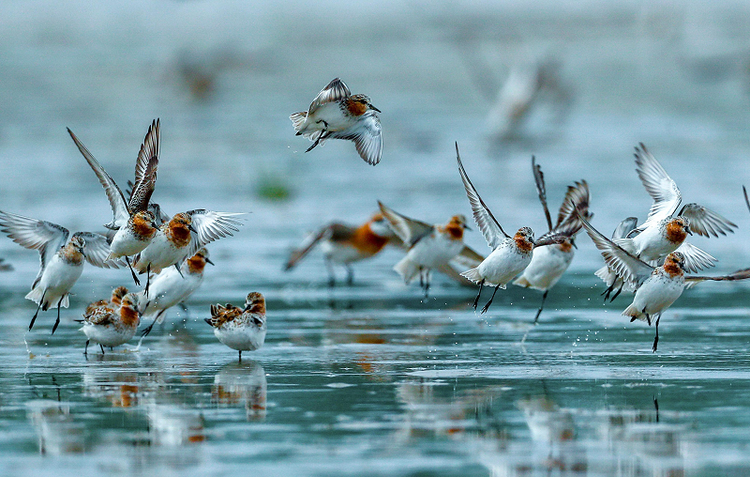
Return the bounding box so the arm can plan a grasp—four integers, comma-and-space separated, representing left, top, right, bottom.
246, 292, 266, 315
514, 233, 534, 253
187, 252, 208, 274
665, 219, 688, 245
60, 242, 85, 265
132, 212, 157, 239
346, 97, 368, 117
662, 255, 684, 278
349, 222, 389, 256
167, 214, 192, 248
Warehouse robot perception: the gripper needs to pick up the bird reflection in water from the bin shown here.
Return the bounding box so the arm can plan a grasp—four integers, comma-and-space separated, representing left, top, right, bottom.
212, 360, 267, 421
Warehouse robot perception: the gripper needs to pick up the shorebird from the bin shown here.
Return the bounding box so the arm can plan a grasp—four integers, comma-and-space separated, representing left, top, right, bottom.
578, 211, 750, 352
206, 292, 267, 361
0, 210, 121, 333
78, 292, 141, 355
291, 78, 382, 165
378, 202, 470, 297
456, 144, 564, 313
513, 156, 592, 323
68, 120, 161, 286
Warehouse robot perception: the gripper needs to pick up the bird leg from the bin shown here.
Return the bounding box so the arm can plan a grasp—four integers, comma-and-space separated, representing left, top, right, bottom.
238, 350, 242, 362
422, 269, 431, 298
305, 122, 329, 153
84, 340, 89, 356
652, 314, 661, 353
51, 295, 64, 335
144, 263, 152, 294
473, 279, 485, 310
140, 310, 163, 337
481, 284, 502, 314
29, 290, 46, 331
325, 258, 335, 288
534, 290, 549, 324
610, 284, 624, 302
125, 256, 141, 287
100, 344, 105, 355
345, 264, 354, 286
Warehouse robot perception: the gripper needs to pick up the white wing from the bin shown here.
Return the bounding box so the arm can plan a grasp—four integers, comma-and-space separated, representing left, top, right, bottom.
74, 232, 123, 269
308, 78, 351, 114
678, 203, 737, 238
578, 213, 654, 288
674, 242, 717, 273
0, 210, 69, 285
377, 201, 434, 248
68, 128, 129, 229
633, 143, 681, 233
329, 112, 382, 165
186, 209, 244, 256
456, 143, 509, 249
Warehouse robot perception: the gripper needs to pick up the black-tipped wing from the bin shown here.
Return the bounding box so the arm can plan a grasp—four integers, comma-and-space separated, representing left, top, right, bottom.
377, 201, 433, 248
678, 203, 737, 238
309, 78, 351, 114
634, 143, 681, 232
133, 119, 160, 196
578, 212, 654, 288
554, 180, 591, 233
68, 128, 129, 229
456, 143, 509, 249
74, 232, 123, 269
128, 155, 158, 213
0, 210, 69, 284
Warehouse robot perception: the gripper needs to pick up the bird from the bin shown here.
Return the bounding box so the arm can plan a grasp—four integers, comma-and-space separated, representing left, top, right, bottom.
284, 213, 399, 287
0, 210, 122, 334
139, 248, 213, 337
84, 285, 129, 316
513, 156, 592, 323
377, 201, 470, 297
205, 292, 267, 361
78, 292, 141, 355
577, 211, 750, 352
595, 143, 732, 300
132, 209, 242, 283
290, 78, 382, 165
455, 143, 565, 313
68, 120, 161, 286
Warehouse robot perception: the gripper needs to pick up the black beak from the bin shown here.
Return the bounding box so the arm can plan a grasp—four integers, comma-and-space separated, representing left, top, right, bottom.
686, 228, 693, 236
370, 105, 381, 113
464, 224, 472, 231
206, 258, 215, 266
188, 224, 197, 233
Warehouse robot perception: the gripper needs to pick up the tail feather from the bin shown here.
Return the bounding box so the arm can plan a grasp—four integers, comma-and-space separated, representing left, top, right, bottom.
25, 287, 46, 306
394, 258, 421, 284
512, 275, 531, 288
622, 303, 647, 322
25, 288, 68, 309
461, 267, 500, 286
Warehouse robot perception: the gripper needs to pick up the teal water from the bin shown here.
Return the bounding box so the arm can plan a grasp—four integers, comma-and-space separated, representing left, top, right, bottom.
2, 1, 750, 475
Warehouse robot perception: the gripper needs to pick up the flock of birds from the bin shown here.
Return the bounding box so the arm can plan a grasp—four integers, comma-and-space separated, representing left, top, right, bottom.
1, 77, 750, 359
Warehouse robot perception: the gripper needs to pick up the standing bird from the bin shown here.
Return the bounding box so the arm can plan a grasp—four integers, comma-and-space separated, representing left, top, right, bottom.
139, 248, 213, 336
513, 157, 592, 323
578, 212, 750, 352
378, 202, 470, 297
132, 209, 242, 281
456, 144, 564, 313
68, 120, 161, 286
595, 143, 732, 299
84, 285, 129, 316
0, 210, 121, 333
78, 292, 141, 355
206, 292, 267, 361
290, 78, 383, 165
284, 213, 398, 286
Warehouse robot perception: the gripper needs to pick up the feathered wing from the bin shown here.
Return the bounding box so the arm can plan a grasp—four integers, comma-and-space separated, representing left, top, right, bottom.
67, 128, 129, 229
0, 210, 69, 286
615, 217, 639, 239
186, 209, 244, 256
128, 155, 158, 213
455, 143, 509, 249
685, 268, 750, 289
74, 232, 123, 269
308, 78, 351, 114
531, 156, 553, 231
329, 113, 382, 165
450, 245, 485, 270
678, 203, 737, 238
377, 201, 433, 248
284, 224, 340, 270
133, 119, 160, 192
633, 143, 681, 233
674, 242, 717, 273
554, 180, 591, 232
578, 213, 654, 289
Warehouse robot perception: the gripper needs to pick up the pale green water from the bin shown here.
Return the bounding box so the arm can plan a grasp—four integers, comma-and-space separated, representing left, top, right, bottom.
2, 1, 750, 475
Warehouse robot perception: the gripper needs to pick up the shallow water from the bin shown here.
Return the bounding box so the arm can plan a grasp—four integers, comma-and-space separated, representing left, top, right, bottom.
2, 1, 750, 475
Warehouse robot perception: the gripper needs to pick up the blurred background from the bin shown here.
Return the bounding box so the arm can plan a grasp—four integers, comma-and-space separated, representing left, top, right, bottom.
3, 1, 750, 475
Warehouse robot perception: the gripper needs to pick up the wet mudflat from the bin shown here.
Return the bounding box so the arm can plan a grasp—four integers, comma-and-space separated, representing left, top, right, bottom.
3, 1, 750, 475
